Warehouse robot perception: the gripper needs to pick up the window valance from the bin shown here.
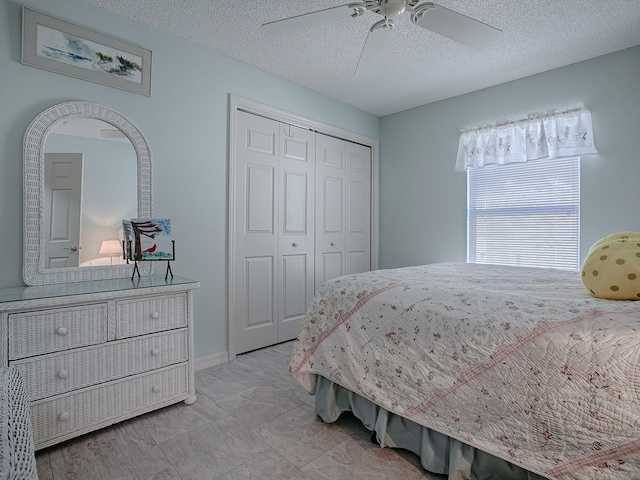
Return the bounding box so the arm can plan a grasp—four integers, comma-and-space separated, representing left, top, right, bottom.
455, 105, 598, 171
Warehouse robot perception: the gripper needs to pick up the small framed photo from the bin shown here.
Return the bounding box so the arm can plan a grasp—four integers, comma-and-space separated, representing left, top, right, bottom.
22, 7, 152, 96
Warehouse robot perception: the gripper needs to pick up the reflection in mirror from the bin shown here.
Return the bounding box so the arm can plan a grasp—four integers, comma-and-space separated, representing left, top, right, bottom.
44, 118, 137, 268
23, 101, 152, 286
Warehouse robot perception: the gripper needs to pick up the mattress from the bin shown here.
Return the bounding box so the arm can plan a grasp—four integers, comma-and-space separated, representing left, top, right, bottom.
289, 263, 640, 479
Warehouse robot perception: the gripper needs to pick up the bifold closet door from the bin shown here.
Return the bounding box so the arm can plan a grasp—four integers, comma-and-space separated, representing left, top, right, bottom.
277, 124, 315, 342
233, 111, 315, 354
315, 133, 371, 290
345, 141, 371, 276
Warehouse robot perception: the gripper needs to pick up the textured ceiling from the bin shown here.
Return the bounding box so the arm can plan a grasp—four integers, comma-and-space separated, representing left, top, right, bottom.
81, 0, 640, 117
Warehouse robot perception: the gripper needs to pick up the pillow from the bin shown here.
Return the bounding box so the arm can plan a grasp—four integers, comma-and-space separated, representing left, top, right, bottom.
581, 232, 640, 300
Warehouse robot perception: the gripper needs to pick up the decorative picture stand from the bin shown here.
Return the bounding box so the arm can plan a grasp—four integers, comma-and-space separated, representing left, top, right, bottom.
122, 218, 175, 280
126, 240, 175, 280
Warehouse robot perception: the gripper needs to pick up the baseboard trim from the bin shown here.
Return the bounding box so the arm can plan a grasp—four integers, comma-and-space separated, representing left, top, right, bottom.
194, 351, 228, 371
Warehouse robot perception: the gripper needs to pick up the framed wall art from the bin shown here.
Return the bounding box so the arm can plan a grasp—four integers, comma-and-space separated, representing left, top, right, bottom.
123, 218, 174, 261
22, 7, 152, 96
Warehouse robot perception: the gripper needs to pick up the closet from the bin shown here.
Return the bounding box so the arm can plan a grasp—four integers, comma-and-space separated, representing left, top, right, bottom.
231, 109, 372, 355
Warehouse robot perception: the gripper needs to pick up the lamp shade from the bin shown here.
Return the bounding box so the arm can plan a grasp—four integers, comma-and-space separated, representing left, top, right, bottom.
99, 239, 122, 255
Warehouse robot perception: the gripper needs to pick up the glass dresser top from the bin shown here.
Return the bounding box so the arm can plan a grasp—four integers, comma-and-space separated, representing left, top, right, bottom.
0, 275, 198, 304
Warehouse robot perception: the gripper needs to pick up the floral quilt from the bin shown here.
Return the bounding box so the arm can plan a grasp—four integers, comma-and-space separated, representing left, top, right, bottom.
289, 263, 640, 480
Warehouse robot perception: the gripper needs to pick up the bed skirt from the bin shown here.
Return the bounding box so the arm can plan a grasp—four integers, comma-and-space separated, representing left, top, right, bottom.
315, 376, 547, 480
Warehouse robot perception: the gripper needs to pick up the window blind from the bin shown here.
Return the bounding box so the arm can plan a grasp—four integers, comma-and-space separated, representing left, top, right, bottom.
467, 157, 580, 271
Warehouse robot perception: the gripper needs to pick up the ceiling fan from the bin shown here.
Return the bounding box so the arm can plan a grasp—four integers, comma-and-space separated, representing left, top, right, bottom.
261, 0, 503, 76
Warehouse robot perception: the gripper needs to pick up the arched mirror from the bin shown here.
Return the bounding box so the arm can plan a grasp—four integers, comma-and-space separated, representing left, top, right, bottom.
23, 101, 152, 285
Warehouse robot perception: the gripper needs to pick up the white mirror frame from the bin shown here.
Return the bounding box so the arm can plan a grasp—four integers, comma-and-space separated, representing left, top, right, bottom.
23, 101, 153, 285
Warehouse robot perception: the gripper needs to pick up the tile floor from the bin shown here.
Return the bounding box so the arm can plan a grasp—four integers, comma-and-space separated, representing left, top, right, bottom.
35, 341, 445, 480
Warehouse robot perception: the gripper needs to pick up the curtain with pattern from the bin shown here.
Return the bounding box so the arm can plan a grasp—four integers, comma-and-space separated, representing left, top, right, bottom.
455, 105, 598, 171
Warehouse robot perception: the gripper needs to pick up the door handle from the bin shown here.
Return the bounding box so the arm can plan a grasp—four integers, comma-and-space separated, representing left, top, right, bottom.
64, 245, 81, 253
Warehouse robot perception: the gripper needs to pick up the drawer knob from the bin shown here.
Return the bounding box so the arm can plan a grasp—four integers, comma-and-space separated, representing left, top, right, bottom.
57, 370, 69, 379
151, 312, 160, 320
151, 348, 160, 356
56, 327, 68, 336
152, 385, 160, 393
58, 412, 70, 422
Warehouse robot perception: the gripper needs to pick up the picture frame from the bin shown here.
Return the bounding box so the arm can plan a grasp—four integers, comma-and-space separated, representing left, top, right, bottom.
124, 218, 174, 261
22, 7, 152, 96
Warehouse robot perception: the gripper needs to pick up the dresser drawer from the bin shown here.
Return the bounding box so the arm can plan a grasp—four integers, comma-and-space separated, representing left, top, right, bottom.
11, 329, 188, 401
31, 363, 189, 449
9, 304, 107, 360
116, 294, 187, 338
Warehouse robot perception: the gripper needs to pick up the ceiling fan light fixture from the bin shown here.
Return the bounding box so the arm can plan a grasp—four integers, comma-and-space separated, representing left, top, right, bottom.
383, 0, 406, 18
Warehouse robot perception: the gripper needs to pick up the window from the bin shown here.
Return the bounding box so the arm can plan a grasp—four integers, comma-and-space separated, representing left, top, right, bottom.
467, 157, 580, 271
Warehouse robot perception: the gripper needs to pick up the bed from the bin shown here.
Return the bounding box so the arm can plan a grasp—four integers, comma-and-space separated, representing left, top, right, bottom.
288, 263, 640, 480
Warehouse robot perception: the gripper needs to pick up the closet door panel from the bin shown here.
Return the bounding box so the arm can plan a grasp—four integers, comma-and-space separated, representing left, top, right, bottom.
279, 253, 308, 340
318, 134, 344, 170
246, 127, 276, 155
346, 142, 371, 275
282, 255, 306, 317
320, 252, 343, 286
322, 177, 343, 234
245, 256, 275, 329
347, 251, 368, 276
282, 171, 306, 234
348, 181, 366, 233
315, 134, 346, 290
278, 125, 315, 342
246, 165, 275, 234
234, 111, 279, 353
282, 133, 310, 162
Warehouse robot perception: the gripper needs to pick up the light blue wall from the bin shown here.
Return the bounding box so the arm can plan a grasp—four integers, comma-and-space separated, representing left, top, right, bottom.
379, 45, 640, 269
0, 0, 378, 359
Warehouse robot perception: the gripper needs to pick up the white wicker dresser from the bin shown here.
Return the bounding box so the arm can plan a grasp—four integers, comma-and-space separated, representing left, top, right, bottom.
0, 275, 199, 450
0, 368, 37, 479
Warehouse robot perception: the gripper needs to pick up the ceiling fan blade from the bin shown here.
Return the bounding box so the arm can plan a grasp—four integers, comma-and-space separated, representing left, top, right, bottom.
355, 27, 393, 76
262, 5, 355, 35
416, 5, 502, 50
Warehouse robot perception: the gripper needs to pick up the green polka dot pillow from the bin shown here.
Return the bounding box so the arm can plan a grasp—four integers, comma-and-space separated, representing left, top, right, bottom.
581, 232, 640, 300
